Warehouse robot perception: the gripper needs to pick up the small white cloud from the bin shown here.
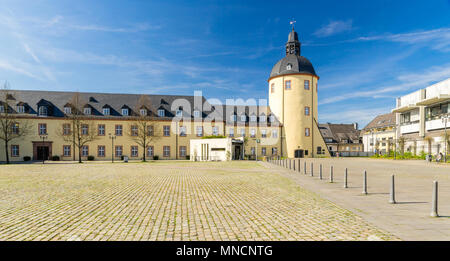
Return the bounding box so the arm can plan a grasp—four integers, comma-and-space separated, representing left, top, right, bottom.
314, 20, 353, 37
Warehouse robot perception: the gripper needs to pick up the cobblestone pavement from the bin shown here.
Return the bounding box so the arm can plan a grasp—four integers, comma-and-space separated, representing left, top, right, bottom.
0, 161, 398, 241
265, 158, 450, 240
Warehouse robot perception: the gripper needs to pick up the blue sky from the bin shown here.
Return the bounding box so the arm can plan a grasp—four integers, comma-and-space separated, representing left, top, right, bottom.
0, 0, 450, 127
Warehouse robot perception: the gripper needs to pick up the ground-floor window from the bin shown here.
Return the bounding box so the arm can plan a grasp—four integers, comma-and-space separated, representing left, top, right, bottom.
63, 145, 71, 157
261, 147, 266, 156
98, 145, 105, 157
115, 146, 123, 157
179, 146, 187, 157
163, 146, 170, 157
272, 147, 277, 155
82, 146, 89, 157
147, 146, 154, 157
131, 146, 138, 157
11, 145, 19, 157
251, 147, 255, 155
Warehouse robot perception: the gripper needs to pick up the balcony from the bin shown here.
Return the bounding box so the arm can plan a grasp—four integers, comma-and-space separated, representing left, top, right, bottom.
426, 118, 449, 131
400, 121, 420, 134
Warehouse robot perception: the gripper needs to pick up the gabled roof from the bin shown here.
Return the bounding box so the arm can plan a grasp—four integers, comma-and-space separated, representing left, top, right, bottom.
319, 123, 361, 143
363, 112, 395, 130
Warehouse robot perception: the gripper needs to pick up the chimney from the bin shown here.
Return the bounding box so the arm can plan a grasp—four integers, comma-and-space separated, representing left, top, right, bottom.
353, 122, 358, 130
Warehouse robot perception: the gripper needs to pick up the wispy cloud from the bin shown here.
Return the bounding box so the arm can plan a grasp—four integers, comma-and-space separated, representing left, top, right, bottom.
356, 28, 450, 52
313, 20, 353, 37
71, 23, 160, 33
320, 107, 389, 126
319, 64, 450, 105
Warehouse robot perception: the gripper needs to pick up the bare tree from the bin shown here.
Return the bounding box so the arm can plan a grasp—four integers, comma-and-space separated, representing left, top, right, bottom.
127, 95, 160, 162
423, 136, 433, 155
0, 82, 32, 164
57, 92, 98, 163
398, 136, 407, 155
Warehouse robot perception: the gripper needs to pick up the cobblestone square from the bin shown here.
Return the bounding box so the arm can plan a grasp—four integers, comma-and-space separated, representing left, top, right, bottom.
0, 161, 398, 241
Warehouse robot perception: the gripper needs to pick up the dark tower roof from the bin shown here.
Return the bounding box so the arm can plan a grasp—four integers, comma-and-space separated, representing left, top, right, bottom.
269, 27, 317, 79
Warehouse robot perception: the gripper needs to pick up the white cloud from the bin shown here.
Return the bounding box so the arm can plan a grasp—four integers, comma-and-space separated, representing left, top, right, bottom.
71, 23, 160, 33
314, 20, 353, 37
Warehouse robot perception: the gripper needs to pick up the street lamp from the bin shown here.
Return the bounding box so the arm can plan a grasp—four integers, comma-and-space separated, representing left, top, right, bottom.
39, 134, 48, 164
443, 114, 449, 163
109, 133, 116, 163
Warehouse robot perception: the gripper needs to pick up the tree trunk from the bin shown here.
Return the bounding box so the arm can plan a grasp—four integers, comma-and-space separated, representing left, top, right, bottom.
78, 147, 82, 163
5, 140, 9, 164
142, 144, 146, 162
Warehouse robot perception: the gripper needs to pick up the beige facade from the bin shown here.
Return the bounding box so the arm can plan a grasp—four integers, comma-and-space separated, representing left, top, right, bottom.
269, 74, 329, 158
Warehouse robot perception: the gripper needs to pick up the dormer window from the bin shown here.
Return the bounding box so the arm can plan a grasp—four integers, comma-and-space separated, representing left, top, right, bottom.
0, 105, 5, 113
231, 114, 237, 122
176, 109, 182, 117
38, 106, 48, 116
269, 115, 275, 123
140, 109, 147, 116
103, 108, 110, 116
259, 115, 266, 122
240, 115, 246, 122
286, 63, 292, 70
158, 109, 165, 117
250, 115, 257, 122
64, 107, 71, 114
122, 108, 128, 116
16, 105, 25, 113
84, 107, 91, 115
194, 110, 200, 118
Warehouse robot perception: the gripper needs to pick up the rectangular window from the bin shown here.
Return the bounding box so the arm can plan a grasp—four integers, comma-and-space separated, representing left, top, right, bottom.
251, 147, 255, 155
103, 108, 110, 115
212, 126, 219, 135
147, 125, 154, 136
158, 109, 165, 117
250, 128, 256, 138
11, 145, 19, 157
63, 145, 71, 157
272, 147, 277, 155
272, 130, 278, 138
196, 126, 203, 137
305, 127, 310, 137
240, 115, 246, 122
81, 146, 89, 157
98, 145, 105, 157
63, 123, 71, 135
179, 146, 187, 157
259, 116, 266, 122
261, 147, 266, 156
194, 110, 200, 118
261, 129, 267, 138
229, 128, 234, 137
38, 123, 47, 135
304, 80, 310, 90
250, 115, 257, 122
240, 128, 246, 137
269, 116, 275, 123
131, 146, 138, 157
11, 122, 19, 134
122, 108, 128, 116
180, 126, 187, 136
115, 125, 123, 136
81, 124, 89, 135
176, 110, 182, 117
131, 125, 138, 136
16, 106, 25, 113
98, 124, 105, 136
147, 146, 154, 157
163, 146, 170, 157
64, 107, 71, 114
163, 125, 170, 136
305, 106, 310, 116
285, 80, 291, 90
231, 114, 237, 122
140, 109, 147, 116
0, 105, 4, 113
271, 83, 275, 93
115, 146, 123, 157
83, 107, 91, 115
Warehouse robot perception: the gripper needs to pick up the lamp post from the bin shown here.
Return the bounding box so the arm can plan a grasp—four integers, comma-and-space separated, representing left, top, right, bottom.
443, 114, 449, 163
39, 134, 48, 164
109, 133, 116, 163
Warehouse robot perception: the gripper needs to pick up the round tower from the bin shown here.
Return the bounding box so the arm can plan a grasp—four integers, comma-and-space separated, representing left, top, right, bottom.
268, 27, 329, 158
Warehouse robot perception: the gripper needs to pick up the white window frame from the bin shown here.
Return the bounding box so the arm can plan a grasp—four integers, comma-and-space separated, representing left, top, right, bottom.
103, 108, 110, 116
194, 110, 200, 118
16, 106, 25, 113
163, 146, 170, 157
272, 130, 278, 138
131, 146, 138, 157
122, 108, 129, 116
82, 146, 89, 157
250, 115, 257, 122
84, 107, 91, 115
240, 115, 246, 122
212, 126, 219, 135
63, 145, 71, 157
38, 106, 48, 116
158, 109, 165, 117
229, 128, 234, 137
98, 146, 105, 157
240, 128, 246, 137
140, 109, 147, 116
250, 128, 256, 138
259, 115, 266, 122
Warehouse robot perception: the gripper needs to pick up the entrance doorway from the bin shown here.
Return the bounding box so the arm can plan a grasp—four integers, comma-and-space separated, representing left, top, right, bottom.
32, 141, 53, 161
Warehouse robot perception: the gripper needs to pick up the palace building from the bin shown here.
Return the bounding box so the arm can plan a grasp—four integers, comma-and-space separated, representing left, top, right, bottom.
0, 27, 329, 162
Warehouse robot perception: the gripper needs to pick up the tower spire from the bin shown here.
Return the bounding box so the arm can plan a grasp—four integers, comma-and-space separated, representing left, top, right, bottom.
286, 23, 301, 56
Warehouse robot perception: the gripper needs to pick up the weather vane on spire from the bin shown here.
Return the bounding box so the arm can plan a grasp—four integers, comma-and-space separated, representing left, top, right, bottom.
290, 19, 296, 30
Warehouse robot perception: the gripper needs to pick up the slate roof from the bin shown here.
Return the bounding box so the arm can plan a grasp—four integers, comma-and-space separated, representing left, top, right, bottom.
362, 112, 396, 130
319, 123, 361, 144
1, 89, 281, 124
270, 55, 317, 78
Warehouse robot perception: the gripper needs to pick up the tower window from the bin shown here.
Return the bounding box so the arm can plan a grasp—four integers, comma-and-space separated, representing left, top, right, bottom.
271, 83, 275, 93
305, 106, 310, 116
305, 128, 310, 137
304, 80, 310, 90
285, 80, 291, 90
